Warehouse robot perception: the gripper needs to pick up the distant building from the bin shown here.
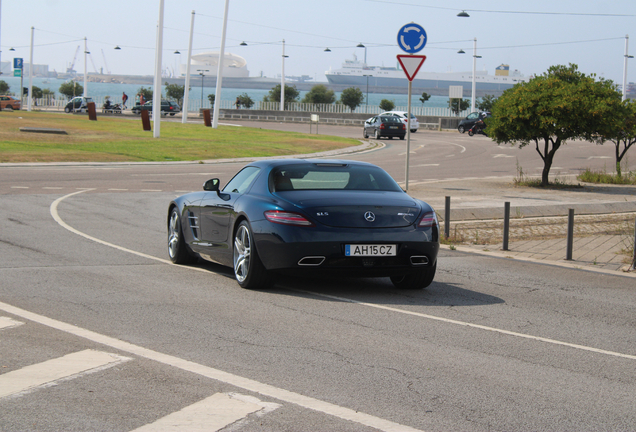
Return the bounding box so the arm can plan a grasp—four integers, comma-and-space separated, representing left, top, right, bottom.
0, 61, 49, 77
179, 52, 249, 78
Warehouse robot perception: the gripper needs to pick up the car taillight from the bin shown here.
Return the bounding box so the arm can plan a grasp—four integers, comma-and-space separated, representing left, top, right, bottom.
402, 124, 406, 130
380, 124, 385, 129
264, 211, 314, 226
418, 211, 438, 228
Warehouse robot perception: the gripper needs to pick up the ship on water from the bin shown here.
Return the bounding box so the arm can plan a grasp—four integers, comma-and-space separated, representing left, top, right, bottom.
325, 55, 529, 94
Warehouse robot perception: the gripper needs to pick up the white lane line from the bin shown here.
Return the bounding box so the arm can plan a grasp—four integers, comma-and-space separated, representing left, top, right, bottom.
0, 316, 24, 330
493, 154, 515, 158
10, 186, 29, 189
132, 393, 273, 432
50, 190, 636, 362
108, 188, 129, 191
141, 189, 163, 192
0, 300, 423, 432
43, 187, 64, 190
0, 349, 131, 399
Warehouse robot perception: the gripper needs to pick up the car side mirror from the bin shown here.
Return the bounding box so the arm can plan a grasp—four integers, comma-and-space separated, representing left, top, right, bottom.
203, 178, 220, 192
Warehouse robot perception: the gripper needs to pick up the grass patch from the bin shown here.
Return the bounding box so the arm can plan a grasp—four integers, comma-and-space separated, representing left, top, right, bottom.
577, 167, 636, 185
512, 159, 583, 189
0, 111, 359, 163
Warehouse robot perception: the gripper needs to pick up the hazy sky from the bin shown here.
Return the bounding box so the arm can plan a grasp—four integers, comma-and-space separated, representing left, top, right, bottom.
2, 0, 635, 85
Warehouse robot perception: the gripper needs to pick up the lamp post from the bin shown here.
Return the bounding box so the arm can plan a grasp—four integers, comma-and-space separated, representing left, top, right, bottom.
623, 35, 633, 101
182, 10, 195, 124
281, 39, 288, 111
471, 38, 481, 113
363, 74, 371, 109
197, 69, 208, 110
356, 43, 367, 66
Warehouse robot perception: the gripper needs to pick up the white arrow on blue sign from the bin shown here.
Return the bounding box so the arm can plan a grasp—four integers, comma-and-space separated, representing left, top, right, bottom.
13, 58, 23, 69
397, 23, 427, 54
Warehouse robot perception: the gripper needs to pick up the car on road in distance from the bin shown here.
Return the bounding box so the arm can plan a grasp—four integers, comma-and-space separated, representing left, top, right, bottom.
131, 100, 181, 116
167, 159, 439, 290
0, 95, 21, 110
458, 111, 491, 133
380, 111, 419, 132
64, 96, 93, 113
363, 115, 406, 140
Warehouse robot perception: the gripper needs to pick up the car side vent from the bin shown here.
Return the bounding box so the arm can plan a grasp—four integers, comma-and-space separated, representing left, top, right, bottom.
188, 211, 200, 240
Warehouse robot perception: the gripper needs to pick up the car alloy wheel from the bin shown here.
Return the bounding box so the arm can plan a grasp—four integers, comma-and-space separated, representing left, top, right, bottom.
167, 208, 197, 264
233, 221, 272, 289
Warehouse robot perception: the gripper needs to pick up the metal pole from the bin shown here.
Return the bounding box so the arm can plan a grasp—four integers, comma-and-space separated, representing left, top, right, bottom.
181, 10, 195, 124
83, 37, 88, 98
0, 0, 2, 80
623, 35, 630, 101
152, 0, 165, 138
200, 72, 204, 109
566, 209, 574, 261
444, 196, 451, 239
503, 202, 510, 251
212, 0, 229, 128
404, 79, 412, 191
631, 217, 636, 271
280, 39, 285, 111
27, 26, 33, 111
471, 37, 476, 113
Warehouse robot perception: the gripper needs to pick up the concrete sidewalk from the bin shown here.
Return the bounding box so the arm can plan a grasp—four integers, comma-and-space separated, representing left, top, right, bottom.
404, 176, 636, 276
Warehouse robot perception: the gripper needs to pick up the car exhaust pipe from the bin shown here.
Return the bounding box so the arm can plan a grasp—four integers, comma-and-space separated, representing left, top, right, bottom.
298, 256, 325, 266
410, 256, 429, 266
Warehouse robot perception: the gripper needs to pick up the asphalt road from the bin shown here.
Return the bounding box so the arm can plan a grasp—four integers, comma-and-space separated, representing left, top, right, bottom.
1, 124, 635, 431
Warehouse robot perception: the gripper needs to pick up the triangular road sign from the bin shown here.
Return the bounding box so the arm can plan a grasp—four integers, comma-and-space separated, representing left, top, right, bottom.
396, 55, 426, 82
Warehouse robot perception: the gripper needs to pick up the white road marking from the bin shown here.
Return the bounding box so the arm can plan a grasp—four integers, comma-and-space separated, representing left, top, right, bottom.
413, 164, 440, 167
493, 154, 515, 158
0, 316, 23, 330
132, 392, 274, 432
108, 188, 129, 191
141, 189, 163, 192
10, 186, 29, 189
43, 187, 64, 190
0, 349, 131, 399
587, 156, 612, 159
0, 300, 424, 432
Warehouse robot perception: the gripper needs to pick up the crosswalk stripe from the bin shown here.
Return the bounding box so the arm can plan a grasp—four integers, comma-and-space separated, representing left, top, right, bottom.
0, 316, 23, 330
132, 393, 267, 432
0, 349, 131, 399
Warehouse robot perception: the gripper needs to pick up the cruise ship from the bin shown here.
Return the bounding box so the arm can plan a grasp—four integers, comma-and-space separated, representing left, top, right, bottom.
325, 55, 529, 93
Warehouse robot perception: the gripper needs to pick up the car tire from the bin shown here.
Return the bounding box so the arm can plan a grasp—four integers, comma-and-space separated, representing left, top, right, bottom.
399, 136, 405, 140
458, 125, 465, 133
468, 130, 474, 137
167, 207, 198, 265
6, 105, 13, 111
233, 221, 273, 290
64, 106, 71, 113
410, 129, 417, 133
390, 262, 436, 290
388, 136, 393, 140
170, 113, 175, 116
363, 129, 369, 138
375, 130, 381, 140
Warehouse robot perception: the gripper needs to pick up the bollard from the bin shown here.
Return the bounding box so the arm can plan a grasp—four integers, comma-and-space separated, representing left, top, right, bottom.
566, 209, 574, 260
631, 217, 636, 271
202, 109, 212, 127
444, 196, 451, 239
87, 102, 97, 121
140, 109, 151, 131
503, 202, 510, 251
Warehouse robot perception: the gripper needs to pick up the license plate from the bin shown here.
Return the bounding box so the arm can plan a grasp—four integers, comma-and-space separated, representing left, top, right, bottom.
389, 126, 398, 129
345, 244, 396, 256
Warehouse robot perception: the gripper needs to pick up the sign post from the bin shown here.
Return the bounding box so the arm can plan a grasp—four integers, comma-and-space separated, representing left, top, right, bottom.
14, 58, 24, 107
397, 22, 427, 191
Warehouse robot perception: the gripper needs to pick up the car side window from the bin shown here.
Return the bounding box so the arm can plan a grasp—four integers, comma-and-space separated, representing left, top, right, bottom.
222, 166, 261, 194
467, 113, 479, 120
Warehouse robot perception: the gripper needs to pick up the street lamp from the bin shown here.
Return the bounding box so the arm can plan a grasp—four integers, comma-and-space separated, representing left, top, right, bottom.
623, 35, 634, 101
363, 74, 372, 108
457, 10, 470, 17
459, 38, 481, 113
281, 39, 288, 111
197, 69, 209, 110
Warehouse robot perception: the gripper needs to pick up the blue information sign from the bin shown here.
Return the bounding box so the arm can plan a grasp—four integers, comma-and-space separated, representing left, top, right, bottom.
13, 58, 23, 69
397, 23, 427, 54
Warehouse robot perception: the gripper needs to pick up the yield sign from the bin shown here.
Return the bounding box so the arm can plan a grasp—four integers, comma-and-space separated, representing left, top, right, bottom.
396, 55, 426, 82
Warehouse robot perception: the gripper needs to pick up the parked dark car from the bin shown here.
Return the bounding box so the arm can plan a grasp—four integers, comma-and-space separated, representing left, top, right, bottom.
132, 100, 181, 116
167, 159, 439, 290
64, 96, 93, 113
458, 111, 491, 133
363, 115, 406, 140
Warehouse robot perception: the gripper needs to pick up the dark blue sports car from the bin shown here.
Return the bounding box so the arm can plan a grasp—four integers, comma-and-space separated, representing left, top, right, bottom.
167, 159, 439, 290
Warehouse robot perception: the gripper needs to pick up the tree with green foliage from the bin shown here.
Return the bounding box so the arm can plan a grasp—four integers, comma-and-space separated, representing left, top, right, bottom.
448, 98, 469, 115
31, 86, 43, 99
59, 81, 83, 99
137, 86, 153, 103
340, 87, 364, 112
488, 63, 623, 186
42, 88, 55, 98
476, 94, 497, 112
0, 80, 9, 94
207, 94, 215, 106
379, 99, 395, 111
164, 82, 185, 107
302, 84, 335, 105
263, 84, 300, 105
237, 93, 254, 109
419, 92, 430, 106
594, 99, 636, 178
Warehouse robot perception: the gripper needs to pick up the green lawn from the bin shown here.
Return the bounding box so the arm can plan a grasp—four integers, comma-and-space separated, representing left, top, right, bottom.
0, 111, 359, 163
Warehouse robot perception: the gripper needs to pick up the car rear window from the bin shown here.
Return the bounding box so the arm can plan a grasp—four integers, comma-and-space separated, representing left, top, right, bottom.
270, 163, 403, 192
380, 116, 401, 123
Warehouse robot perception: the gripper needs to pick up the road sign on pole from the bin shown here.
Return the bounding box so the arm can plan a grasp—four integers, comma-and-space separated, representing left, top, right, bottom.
397, 23, 427, 54
397, 55, 426, 82
13, 58, 23, 69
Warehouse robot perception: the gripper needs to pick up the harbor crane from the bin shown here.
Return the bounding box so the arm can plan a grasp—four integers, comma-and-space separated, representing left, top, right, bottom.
66, 45, 80, 75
